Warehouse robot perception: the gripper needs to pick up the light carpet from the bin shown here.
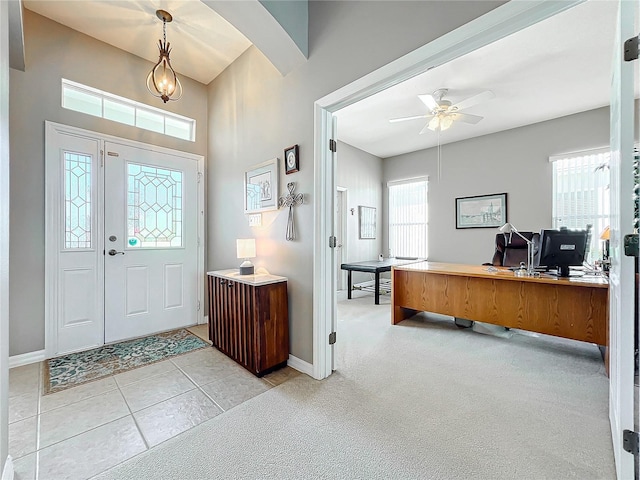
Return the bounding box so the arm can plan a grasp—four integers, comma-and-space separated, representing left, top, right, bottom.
97, 292, 614, 479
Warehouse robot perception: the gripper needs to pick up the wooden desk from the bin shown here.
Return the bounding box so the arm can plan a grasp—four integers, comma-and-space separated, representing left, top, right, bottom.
392, 262, 608, 345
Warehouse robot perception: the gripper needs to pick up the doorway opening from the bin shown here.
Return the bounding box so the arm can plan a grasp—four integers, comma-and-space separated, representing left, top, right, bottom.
314, 1, 586, 379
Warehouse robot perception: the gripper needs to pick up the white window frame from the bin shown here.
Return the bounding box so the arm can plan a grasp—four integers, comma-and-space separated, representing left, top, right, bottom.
61, 79, 196, 142
387, 176, 429, 259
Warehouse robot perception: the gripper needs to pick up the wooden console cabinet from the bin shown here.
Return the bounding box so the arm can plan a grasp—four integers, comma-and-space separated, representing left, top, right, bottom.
207, 270, 289, 377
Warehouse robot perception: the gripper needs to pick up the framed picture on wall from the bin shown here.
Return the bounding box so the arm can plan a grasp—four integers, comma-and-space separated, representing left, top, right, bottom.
284, 144, 299, 174
359, 206, 377, 239
244, 158, 279, 213
455, 192, 507, 229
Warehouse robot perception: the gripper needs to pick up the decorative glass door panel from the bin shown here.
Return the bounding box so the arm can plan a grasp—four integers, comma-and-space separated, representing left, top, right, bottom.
64, 151, 93, 250
127, 163, 183, 248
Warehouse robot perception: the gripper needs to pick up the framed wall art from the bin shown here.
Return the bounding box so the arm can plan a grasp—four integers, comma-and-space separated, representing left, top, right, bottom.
244, 158, 279, 214
455, 192, 507, 229
359, 206, 377, 239
284, 144, 299, 174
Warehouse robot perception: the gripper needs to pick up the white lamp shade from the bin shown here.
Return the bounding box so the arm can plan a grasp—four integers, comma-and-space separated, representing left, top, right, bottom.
236, 238, 256, 259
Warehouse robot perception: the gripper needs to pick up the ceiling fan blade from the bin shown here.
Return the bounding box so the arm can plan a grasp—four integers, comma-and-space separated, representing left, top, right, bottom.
389, 114, 430, 123
419, 123, 433, 135
418, 94, 439, 111
450, 90, 495, 111
452, 112, 484, 124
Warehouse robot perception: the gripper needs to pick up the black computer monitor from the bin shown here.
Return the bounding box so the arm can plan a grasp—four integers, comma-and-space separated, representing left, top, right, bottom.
537, 227, 589, 277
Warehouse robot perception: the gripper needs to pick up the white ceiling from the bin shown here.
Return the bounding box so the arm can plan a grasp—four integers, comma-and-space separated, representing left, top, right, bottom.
336, 0, 623, 159
23, 0, 252, 85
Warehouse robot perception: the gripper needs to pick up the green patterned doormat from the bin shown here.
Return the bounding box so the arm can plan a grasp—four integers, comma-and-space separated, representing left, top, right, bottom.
44, 329, 208, 395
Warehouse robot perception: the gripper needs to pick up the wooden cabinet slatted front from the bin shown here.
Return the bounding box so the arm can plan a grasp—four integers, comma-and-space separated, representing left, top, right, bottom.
208, 271, 289, 377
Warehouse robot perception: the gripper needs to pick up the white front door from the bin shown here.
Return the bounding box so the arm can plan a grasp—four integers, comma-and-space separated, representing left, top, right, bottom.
103, 142, 199, 343
608, 1, 636, 477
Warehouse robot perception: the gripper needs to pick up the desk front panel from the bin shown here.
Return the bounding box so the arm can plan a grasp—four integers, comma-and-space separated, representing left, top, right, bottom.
393, 269, 607, 345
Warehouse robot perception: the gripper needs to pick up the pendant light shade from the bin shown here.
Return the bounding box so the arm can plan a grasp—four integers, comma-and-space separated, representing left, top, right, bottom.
147, 10, 183, 103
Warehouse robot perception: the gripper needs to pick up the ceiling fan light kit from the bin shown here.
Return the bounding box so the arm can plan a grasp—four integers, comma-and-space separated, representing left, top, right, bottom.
147, 9, 183, 103
391, 88, 494, 133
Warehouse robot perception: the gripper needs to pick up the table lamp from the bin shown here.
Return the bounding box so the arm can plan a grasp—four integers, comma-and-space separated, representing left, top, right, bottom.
600, 226, 610, 270
237, 238, 256, 275
499, 223, 535, 276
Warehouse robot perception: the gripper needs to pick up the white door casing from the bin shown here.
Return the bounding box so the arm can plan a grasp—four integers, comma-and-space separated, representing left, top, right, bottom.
0, 1, 10, 471
330, 118, 338, 372
45, 122, 205, 356
103, 142, 199, 343
45, 126, 104, 355
608, 0, 636, 477
336, 187, 347, 291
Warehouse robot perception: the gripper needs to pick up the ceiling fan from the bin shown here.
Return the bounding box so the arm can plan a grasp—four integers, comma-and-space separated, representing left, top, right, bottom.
390, 88, 495, 134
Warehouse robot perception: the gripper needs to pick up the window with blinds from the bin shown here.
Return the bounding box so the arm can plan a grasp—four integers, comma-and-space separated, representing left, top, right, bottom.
551, 148, 609, 262
388, 178, 428, 259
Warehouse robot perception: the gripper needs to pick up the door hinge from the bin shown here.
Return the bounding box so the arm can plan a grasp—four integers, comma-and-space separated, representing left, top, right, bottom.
624, 35, 639, 62
329, 331, 336, 345
197, 300, 201, 312
623, 429, 639, 456
197, 237, 201, 247
100, 150, 104, 167
624, 234, 639, 257
329, 139, 337, 153
329, 236, 337, 248
197, 172, 202, 183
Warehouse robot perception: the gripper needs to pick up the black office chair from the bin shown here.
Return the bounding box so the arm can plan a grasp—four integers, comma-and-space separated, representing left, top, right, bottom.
489, 231, 540, 267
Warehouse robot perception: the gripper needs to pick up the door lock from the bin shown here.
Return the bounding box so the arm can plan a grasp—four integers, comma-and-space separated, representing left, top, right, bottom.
108, 249, 125, 256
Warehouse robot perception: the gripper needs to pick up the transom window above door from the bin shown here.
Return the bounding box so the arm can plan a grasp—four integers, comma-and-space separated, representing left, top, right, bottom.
61, 79, 196, 142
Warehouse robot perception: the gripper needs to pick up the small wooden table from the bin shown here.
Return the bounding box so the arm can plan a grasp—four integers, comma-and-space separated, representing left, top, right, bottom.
341, 258, 423, 304
392, 262, 608, 345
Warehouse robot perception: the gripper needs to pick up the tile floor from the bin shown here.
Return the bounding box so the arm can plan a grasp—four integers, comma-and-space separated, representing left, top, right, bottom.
9, 326, 301, 480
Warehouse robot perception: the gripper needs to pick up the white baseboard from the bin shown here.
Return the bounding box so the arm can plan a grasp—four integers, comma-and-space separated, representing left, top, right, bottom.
287, 354, 313, 376
201, 315, 209, 325
9, 349, 46, 368
2, 455, 14, 480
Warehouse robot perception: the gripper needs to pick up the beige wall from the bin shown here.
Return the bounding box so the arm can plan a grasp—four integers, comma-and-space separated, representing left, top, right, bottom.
381, 107, 611, 266
8, 11, 208, 356
206, 1, 503, 363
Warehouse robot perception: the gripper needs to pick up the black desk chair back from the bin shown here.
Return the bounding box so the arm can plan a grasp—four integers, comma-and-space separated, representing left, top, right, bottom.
490, 232, 540, 267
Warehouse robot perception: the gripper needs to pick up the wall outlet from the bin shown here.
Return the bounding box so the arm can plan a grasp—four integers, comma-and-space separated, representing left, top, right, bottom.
248, 214, 262, 227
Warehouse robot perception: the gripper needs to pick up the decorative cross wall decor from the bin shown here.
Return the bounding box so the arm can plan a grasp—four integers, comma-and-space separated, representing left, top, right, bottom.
278, 182, 304, 241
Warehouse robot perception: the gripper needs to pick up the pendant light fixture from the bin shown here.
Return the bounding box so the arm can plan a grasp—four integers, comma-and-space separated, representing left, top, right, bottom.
146, 9, 183, 103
